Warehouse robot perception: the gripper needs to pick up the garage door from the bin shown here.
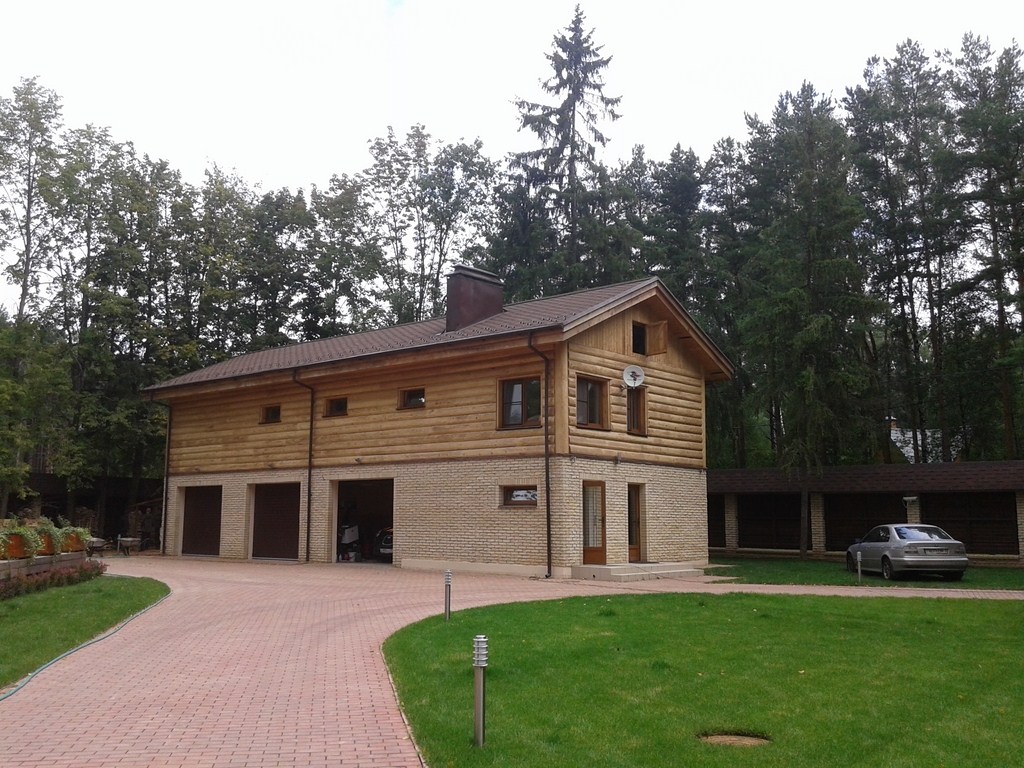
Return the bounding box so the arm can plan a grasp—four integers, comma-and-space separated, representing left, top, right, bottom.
923, 492, 1019, 555
824, 493, 906, 551
252, 482, 300, 559
737, 493, 804, 549
182, 485, 222, 556
337, 479, 394, 561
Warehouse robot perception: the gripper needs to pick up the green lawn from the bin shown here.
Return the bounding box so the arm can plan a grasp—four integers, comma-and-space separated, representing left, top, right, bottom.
385, 593, 1024, 768
711, 556, 1024, 590
0, 575, 169, 690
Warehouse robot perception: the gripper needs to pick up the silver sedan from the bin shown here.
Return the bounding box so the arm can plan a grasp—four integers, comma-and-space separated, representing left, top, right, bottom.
846, 524, 968, 581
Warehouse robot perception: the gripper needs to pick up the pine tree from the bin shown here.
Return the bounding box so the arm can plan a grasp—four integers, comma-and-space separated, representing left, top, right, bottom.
513, 4, 621, 278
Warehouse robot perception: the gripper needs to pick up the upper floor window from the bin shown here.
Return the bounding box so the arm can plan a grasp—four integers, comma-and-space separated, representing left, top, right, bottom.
627, 387, 647, 436
632, 321, 668, 356
632, 323, 647, 355
576, 376, 608, 429
260, 404, 281, 424
399, 387, 426, 410
324, 397, 348, 417
500, 378, 541, 428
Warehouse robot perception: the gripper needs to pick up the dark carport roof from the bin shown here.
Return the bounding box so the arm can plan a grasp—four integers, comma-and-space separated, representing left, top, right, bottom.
146, 278, 732, 396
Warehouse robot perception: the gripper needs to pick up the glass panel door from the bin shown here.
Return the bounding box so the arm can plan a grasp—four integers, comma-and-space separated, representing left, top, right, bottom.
628, 484, 642, 563
582, 481, 606, 565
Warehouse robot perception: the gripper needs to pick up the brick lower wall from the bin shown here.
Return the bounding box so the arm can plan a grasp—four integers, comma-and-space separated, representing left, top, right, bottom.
166, 457, 711, 576
165, 470, 308, 559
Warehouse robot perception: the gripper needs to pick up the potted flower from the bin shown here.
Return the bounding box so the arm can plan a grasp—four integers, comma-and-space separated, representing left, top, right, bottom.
0, 523, 43, 560
58, 518, 91, 552
32, 517, 65, 556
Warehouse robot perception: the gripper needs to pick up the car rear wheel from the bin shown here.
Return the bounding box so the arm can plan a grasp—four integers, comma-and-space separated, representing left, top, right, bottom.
846, 553, 856, 573
881, 557, 895, 581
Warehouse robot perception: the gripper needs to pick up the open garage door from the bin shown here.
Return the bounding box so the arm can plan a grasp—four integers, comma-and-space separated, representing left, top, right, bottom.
252, 482, 300, 559
182, 486, 222, 556
337, 479, 394, 562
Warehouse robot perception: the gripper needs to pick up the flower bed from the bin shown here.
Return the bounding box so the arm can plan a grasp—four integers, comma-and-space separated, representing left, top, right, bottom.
0, 559, 107, 600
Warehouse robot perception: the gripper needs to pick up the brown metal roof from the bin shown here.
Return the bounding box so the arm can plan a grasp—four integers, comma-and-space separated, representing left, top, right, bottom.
147, 277, 732, 396
707, 462, 1024, 493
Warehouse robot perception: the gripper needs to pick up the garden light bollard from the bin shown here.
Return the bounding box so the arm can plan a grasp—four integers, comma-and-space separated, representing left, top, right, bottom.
856, 550, 862, 583
473, 634, 488, 747
445, 570, 452, 622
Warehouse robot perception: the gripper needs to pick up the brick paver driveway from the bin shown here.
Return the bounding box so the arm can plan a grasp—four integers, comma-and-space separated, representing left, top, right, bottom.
1, 557, 1020, 767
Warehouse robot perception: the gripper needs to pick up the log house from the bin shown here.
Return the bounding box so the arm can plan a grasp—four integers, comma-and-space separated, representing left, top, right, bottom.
146, 265, 732, 577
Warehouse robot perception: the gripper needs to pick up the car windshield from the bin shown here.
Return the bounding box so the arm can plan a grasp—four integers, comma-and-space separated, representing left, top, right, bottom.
894, 526, 952, 541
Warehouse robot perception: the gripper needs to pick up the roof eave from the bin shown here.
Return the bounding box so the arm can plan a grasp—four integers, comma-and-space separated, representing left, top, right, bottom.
145, 323, 568, 401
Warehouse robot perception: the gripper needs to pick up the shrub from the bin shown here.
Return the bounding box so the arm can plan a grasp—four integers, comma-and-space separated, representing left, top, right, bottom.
0, 560, 107, 601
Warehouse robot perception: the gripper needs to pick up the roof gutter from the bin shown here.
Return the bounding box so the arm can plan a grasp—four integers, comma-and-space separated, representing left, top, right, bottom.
292, 371, 316, 563
528, 333, 553, 579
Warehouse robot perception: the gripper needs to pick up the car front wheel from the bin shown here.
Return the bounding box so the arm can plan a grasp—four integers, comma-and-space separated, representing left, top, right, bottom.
846, 553, 857, 573
881, 557, 895, 581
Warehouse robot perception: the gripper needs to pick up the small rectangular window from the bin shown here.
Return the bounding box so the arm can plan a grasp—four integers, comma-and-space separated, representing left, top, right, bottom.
627, 387, 647, 436
399, 387, 426, 409
325, 397, 348, 417
260, 404, 281, 424
502, 486, 538, 506
632, 323, 647, 355
633, 321, 668, 355
500, 378, 542, 428
576, 376, 608, 428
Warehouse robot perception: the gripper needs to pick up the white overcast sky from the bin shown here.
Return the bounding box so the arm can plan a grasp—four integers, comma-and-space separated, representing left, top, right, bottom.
1, 0, 1019, 193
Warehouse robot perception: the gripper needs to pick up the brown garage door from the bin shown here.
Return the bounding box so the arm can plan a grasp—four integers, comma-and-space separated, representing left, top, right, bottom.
824, 493, 906, 551
182, 485, 222, 556
737, 493, 804, 549
923, 492, 1019, 555
252, 482, 300, 559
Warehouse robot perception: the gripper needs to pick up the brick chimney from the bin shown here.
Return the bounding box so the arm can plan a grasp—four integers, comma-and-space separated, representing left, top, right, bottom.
446, 264, 504, 332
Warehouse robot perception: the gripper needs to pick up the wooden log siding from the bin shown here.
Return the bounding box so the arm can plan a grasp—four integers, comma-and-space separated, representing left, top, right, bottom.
167, 351, 550, 475
567, 316, 707, 468
164, 303, 713, 476
169, 383, 313, 474
315, 353, 549, 465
